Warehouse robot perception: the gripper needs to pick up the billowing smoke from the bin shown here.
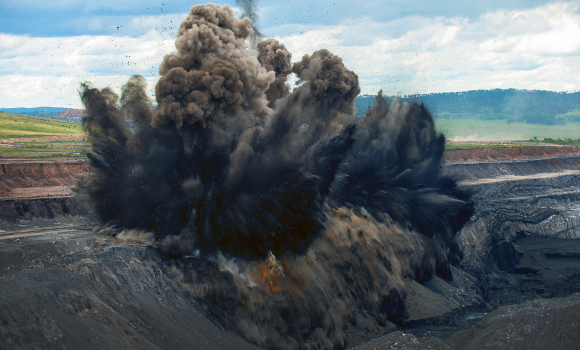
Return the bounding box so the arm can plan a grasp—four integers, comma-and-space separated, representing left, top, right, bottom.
257, 39, 292, 106
79, 3, 474, 349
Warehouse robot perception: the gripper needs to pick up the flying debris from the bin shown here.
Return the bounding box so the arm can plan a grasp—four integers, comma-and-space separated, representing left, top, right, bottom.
79, 3, 474, 349
236, 0, 263, 47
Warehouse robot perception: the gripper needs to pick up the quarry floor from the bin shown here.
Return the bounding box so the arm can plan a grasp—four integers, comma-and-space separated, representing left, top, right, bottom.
1, 146, 580, 349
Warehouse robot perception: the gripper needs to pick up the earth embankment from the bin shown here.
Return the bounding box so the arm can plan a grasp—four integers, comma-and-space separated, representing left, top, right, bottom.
0, 159, 91, 197
445, 155, 580, 181
3, 146, 579, 220
444, 145, 580, 163
0, 159, 91, 220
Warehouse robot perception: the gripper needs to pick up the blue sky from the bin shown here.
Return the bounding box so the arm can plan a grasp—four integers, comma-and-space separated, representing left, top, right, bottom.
1, 0, 579, 107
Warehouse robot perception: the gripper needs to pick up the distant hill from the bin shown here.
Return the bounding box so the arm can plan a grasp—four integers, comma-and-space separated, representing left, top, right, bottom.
0, 108, 85, 123
6, 89, 580, 127
0, 107, 72, 117
355, 89, 580, 125
56, 110, 86, 119
53, 110, 86, 123
0, 111, 84, 139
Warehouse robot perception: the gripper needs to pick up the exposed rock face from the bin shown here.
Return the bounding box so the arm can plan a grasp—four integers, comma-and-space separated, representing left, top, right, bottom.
444, 146, 580, 163
0, 160, 92, 219
445, 155, 580, 181
0, 197, 89, 220
442, 151, 580, 305
1, 147, 580, 349
0, 160, 91, 197
54, 109, 87, 121
453, 163, 580, 302
355, 148, 580, 349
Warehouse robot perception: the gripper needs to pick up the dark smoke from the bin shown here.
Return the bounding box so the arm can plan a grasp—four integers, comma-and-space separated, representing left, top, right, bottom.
79, 3, 474, 349
257, 39, 293, 107
236, 0, 263, 47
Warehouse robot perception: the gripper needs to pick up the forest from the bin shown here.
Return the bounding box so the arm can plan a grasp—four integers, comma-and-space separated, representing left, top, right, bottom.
355, 89, 580, 125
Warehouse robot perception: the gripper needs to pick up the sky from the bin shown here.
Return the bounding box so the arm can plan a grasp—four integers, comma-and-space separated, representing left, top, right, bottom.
0, 0, 579, 108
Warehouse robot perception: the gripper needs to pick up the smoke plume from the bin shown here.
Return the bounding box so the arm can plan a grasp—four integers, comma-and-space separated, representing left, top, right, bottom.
79, 3, 474, 349
236, 0, 263, 47
257, 39, 292, 107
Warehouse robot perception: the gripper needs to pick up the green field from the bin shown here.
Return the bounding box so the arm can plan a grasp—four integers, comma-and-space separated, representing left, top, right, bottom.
0, 147, 88, 159
16, 140, 89, 147
435, 119, 580, 141
537, 138, 580, 146
0, 111, 84, 139
0, 111, 88, 158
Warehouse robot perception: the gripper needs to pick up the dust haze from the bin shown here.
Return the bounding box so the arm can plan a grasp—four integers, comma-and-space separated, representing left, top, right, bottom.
79, 3, 474, 349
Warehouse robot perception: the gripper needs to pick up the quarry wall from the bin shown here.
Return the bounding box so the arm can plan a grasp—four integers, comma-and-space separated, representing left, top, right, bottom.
2, 147, 580, 221
1, 147, 580, 349
443, 145, 580, 163
0, 160, 91, 197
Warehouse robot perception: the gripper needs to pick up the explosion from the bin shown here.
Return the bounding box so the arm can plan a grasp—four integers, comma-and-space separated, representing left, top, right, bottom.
79, 3, 474, 349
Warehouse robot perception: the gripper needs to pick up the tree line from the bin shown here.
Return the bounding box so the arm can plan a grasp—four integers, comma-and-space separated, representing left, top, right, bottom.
355, 89, 580, 125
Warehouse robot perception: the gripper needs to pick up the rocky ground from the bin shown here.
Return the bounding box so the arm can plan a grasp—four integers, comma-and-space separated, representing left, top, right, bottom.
1, 147, 580, 349
352, 293, 580, 350
0, 226, 261, 350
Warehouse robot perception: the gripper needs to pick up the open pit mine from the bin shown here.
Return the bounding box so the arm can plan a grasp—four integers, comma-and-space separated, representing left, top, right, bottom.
2, 4, 580, 350
2, 146, 580, 350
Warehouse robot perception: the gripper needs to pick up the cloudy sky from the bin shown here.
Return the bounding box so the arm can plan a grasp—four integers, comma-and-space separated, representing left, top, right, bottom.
1, 0, 579, 108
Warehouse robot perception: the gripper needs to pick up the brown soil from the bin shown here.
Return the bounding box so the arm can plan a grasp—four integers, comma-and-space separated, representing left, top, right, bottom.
0, 135, 86, 143
444, 146, 580, 164
0, 142, 90, 150
4, 186, 73, 199
0, 160, 91, 198
55, 109, 86, 119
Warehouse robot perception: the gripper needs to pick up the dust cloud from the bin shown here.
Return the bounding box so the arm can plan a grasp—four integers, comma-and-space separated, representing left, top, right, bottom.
79, 3, 474, 349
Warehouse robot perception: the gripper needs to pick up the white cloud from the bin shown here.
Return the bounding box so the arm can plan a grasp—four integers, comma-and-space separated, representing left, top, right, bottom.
516, 18, 580, 54
273, 2, 580, 95
1, 1, 580, 108
0, 31, 175, 75
0, 31, 174, 107
0, 74, 160, 108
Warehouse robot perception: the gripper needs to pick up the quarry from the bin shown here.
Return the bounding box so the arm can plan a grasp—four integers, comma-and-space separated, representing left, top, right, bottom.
1, 3, 580, 349
1, 145, 579, 349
